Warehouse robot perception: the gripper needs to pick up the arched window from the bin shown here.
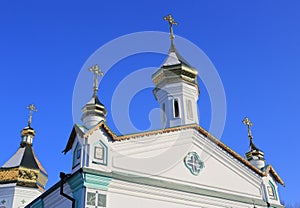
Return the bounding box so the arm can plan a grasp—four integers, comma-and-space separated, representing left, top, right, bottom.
162, 103, 166, 123
174, 99, 179, 118
267, 181, 277, 200
72, 142, 81, 169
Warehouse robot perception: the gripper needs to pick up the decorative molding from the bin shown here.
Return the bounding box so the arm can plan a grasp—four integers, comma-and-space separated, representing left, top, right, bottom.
84, 172, 111, 191
184, 152, 204, 176
0, 168, 19, 182
83, 168, 271, 207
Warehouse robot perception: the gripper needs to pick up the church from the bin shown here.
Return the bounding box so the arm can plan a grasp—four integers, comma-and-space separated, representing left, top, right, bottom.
0, 15, 284, 208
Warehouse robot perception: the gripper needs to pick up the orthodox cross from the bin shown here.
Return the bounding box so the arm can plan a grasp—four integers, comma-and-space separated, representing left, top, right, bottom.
88, 64, 104, 97
242, 117, 253, 140
164, 14, 178, 40
27, 104, 37, 127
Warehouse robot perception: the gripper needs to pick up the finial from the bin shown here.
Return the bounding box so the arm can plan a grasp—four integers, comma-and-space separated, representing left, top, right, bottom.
26, 104, 37, 127
242, 116, 253, 140
163, 14, 178, 41
88, 64, 104, 97
243, 116, 259, 151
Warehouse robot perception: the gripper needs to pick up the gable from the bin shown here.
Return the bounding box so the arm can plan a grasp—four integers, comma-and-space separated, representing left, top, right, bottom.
111, 128, 263, 198
63, 122, 115, 154
112, 124, 284, 186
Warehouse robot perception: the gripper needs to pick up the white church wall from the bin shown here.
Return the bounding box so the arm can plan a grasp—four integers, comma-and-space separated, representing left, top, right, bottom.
0, 185, 14, 208
107, 179, 267, 208
111, 128, 263, 199
262, 175, 281, 205
0, 184, 42, 208
12, 186, 42, 208
111, 128, 194, 176
85, 128, 112, 173
156, 82, 199, 128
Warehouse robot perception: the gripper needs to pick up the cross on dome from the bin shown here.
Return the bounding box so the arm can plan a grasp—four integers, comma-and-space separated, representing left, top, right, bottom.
242, 116, 260, 151
242, 116, 253, 140
88, 64, 104, 97
163, 14, 178, 40
26, 104, 37, 127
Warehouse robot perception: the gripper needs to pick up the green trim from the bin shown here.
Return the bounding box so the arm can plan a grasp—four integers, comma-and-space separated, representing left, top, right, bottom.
84, 171, 111, 190
269, 204, 285, 208
91, 140, 108, 166
68, 171, 83, 192
83, 167, 272, 206
268, 181, 278, 200
68, 170, 84, 208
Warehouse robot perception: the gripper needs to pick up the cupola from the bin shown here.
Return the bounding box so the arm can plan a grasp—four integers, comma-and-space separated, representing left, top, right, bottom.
152, 14, 199, 128
243, 117, 266, 170
81, 64, 107, 129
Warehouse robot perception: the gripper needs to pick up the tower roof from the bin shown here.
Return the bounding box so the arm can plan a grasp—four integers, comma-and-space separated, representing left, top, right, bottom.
162, 41, 193, 68
81, 94, 107, 121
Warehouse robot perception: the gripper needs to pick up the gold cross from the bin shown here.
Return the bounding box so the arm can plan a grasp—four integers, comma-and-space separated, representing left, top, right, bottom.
88, 64, 104, 97
27, 104, 37, 127
242, 116, 253, 140
164, 14, 178, 40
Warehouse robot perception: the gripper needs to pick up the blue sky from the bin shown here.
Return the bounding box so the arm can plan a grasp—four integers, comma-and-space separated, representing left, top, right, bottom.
0, 0, 299, 205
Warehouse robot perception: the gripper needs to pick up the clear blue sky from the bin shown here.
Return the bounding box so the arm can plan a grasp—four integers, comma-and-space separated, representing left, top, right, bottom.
0, 0, 299, 205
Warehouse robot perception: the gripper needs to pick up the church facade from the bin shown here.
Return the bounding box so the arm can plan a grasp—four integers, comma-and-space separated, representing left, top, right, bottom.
1, 15, 285, 208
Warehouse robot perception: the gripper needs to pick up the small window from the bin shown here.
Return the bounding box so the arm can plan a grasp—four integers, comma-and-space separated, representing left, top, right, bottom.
174, 99, 179, 118
267, 181, 277, 200
87, 192, 96, 206
98, 194, 107, 207
92, 140, 108, 166
76, 148, 81, 159
86, 191, 106, 208
162, 103, 166, 123
73, 142, 81, 168
94, 146, 104, 160
267, 186, 274, 197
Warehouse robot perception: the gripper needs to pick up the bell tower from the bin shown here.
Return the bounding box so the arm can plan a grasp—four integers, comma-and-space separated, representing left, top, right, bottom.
152, 15, 199, 128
